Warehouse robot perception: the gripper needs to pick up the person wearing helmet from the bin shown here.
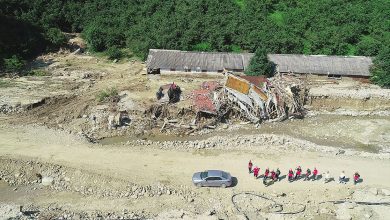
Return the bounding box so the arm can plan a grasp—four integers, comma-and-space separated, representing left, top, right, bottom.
276, 168, 281, 181
253, 166, 260, 179
295, 166, 302, 180
304, 168, 311, 181
288, 169, 294, 182
353, 172, 361, 185
339, 171, 346, 184
248, 160, 253, 173
271, 170, 277, 182
312, 167, 318, 181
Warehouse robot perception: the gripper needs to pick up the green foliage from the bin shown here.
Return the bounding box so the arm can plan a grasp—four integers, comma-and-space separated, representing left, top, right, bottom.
234, 0, 246, 10
230, 45, 242, 53
96, 87, 119, 102
193, 42, 212, 52
245, 48, 274, 77
3, 56, 25, 72
45, 28, 67, 47
27, 70, 49, 76
370, 47, 390, 88
269, 11, 285, 26
106, 47, 123, 60
1, 0, 389, 87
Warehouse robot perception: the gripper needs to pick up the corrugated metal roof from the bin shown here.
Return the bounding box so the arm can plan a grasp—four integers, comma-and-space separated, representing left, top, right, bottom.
147, 49, 254, 71
147, 50, 373, 77
268, 54, 373, 76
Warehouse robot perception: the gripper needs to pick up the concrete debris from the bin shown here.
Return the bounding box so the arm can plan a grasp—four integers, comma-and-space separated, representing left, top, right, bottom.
41, 176, 54, 186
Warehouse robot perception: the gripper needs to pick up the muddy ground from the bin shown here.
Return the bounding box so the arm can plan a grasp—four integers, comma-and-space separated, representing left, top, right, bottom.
1, 48, 390, 219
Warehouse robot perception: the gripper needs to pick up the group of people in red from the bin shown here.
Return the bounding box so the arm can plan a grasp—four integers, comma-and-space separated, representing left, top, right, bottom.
287, 166, 318, 182
248, 160, 282, 186
248, 160, 361, 186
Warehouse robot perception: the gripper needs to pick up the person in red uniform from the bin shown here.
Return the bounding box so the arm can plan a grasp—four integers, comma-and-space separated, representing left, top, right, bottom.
288, 169, 294, 182
312, 167, 318, 181
353, 172, 361, 185
264, 168, 270, 179
271, 170, 277, 181
248, 160, 253, 173
263, 168, 270, 185
295, 166, 302, 180
253, 166, 259, 179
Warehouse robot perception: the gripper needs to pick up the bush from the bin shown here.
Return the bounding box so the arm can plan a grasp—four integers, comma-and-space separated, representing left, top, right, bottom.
83, 24, 107, 52
245, 48, 274, 77
3, 55, 25, 72
96, 87, 119, 102
27, 70, 49, 76
45, 28, 67, 47
370, 47, 390, 88
106, 47, 123, 60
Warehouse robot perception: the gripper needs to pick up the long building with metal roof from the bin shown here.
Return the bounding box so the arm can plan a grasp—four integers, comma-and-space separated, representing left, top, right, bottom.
146, 49, 373, 77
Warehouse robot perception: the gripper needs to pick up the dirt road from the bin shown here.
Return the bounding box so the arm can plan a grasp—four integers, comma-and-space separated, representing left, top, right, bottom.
1, 125, 390, 219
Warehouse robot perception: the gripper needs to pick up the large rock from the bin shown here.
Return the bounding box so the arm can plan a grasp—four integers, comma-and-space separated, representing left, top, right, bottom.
381, 189, 390, 196
41, 176, 54, 186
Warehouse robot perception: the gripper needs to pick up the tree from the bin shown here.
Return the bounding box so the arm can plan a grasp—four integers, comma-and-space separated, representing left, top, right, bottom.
245, 48, 274, 77
370, 47, 390, 88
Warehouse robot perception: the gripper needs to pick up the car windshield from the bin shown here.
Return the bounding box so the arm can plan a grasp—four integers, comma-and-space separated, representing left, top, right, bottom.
200, 172, 208, 179
221, 172, 228, 179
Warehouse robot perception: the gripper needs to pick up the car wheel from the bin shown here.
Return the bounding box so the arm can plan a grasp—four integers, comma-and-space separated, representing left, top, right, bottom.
196, 183, 202, 187
221, 184, 226, 188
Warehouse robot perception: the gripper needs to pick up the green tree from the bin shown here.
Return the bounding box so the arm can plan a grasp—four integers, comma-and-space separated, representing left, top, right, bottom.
3, 55, 25, 72
370, 47, 390, 88
45, 28, 67, 47
245, 48, 274, 76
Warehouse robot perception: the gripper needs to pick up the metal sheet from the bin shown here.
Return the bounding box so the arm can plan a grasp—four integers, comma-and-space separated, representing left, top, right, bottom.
225, 76, 250, 94
252, 86, 268, 101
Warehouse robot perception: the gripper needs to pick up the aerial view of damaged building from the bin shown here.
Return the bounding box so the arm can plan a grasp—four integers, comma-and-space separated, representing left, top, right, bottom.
146, 49, 373, 128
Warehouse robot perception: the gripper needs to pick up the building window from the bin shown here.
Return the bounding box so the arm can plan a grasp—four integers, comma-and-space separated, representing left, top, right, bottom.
170, 68, 176, 71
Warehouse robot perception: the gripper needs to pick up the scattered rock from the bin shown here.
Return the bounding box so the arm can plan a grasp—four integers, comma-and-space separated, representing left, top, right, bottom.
41, 176, 54, 186
381, 189, 390, 196
368, 188, 378, 195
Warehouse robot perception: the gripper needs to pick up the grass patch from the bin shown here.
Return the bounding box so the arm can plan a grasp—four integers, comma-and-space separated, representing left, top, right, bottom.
26, 70, 50, 76
0, 79, 13, 88
96, 87, 119, 102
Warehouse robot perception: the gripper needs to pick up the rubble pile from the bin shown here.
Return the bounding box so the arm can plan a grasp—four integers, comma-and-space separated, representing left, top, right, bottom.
149, 73, 306, 134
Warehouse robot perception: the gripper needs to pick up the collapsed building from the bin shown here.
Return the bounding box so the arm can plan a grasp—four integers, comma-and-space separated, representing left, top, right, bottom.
151, 73, 305, 133
193, 73, 305, 124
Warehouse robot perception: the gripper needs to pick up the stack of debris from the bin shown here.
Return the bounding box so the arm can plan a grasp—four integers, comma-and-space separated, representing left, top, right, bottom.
194, 73, 305, 124
151, 73, 305, 134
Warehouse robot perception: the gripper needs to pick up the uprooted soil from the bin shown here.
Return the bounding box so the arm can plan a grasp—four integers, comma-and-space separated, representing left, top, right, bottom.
1, 49, 390, 219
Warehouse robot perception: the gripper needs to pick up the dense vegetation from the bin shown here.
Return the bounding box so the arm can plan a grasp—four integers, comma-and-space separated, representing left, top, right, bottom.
0, 0, 389, 84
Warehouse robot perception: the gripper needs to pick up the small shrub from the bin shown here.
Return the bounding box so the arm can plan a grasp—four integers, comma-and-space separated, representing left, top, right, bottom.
96, 87, 119, 102
45, 28, 67, 47
27, 70, 49, 76
106, 47, 123, 60
3, 55, 25, 72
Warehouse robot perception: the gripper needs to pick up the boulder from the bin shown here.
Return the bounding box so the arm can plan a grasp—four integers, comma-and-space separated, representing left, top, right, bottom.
41, 176, 54, 186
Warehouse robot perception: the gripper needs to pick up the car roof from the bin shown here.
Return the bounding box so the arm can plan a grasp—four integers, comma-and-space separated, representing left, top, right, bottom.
207, 170, 224, 177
